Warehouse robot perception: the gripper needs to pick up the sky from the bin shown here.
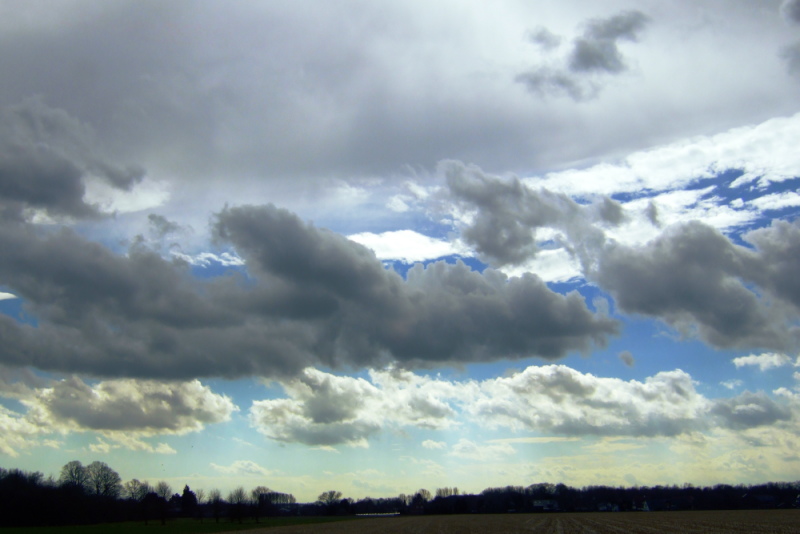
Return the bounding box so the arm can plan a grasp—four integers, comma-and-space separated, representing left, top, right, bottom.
2, 0, 800, 503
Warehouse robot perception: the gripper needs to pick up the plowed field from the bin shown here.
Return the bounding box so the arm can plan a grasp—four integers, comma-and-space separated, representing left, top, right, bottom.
225, 510, 800, 533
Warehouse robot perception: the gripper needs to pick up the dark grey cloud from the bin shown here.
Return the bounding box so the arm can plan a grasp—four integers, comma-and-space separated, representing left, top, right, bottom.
214, 204, 619, 367
782, 0, 800, 25
442, 161, 616, 269
0, 203, 618, 379
569, 10, 649, 73
0, 98, 143, 219
517, 10, 649, 101
711, 391, 792, 430
619, 351, 635, 367
780, 42, 800, 75
644, 200, 660, 226
740, 219, 800, 313
528, 27, 562, 50
439, 163, 800, 352
594, 221, 795, 351
147, 213, 183, 239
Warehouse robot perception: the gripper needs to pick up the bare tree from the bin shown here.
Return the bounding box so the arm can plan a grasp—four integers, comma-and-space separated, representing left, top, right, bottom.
85, 461, 122, 498
416, 488, 432, 502
195, 488, 206, 522
208, 488, 223, 523
124, 478, 152, 501
317, 490, 343, 505
58, 460, 88, 491
155, 480, 172, 500
228, 486, 248, 523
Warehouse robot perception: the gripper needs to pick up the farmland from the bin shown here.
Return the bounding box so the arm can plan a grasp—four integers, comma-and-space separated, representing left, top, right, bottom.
221, 510, 800, 534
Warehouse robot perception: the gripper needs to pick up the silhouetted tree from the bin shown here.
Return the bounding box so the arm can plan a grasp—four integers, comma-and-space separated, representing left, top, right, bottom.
58, 460, 88, 492
123, 479, 152, 501
195, 488, 206, 522
228, 486, 248, 523
85, 461, 121, 498
155, 481, 172, 499
251, 485, 271, 521
208, 488, 223, 523
180, 485, 198, 517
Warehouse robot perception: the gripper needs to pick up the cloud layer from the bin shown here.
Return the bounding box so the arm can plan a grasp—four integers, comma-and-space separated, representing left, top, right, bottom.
249, 364, 799, 449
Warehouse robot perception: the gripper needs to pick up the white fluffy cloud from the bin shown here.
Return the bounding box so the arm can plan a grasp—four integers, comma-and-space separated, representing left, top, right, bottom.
733, 352, 798, 371
347, 230, 469, 263
250, 365, 798, 448
249, 368, 466, 448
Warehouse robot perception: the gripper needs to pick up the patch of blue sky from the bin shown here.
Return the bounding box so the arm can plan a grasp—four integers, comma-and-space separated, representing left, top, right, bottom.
0, 295, 37, 326
385, 254, 487, 279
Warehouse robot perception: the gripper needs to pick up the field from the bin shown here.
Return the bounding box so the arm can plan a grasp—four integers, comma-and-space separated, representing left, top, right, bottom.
2, 511, 798, 533
0, 517, 353, 534
218, 510, 800, 533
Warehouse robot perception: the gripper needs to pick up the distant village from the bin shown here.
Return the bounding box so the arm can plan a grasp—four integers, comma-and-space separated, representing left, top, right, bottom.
2, 462, 799, 527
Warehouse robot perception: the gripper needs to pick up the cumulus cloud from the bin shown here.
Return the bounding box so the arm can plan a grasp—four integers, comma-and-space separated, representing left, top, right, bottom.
31, 376, 237, 434
441, 160, 618, 269
0, 203, 617, 379
594, 222, 794, 351
469, 366, 710, 438
0, 374, 235, 455
249, 368, 466, 447
248, 365, 798, 448
710, 391, 792, 430
517, 10, 649, 100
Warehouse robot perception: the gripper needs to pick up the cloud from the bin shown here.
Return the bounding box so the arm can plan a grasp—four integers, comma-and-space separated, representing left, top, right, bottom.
710, 391, 792, 430
347, 230, 468, 263
733, 352, 796, 371
0, 404, 50, 457
31, 376, 237, 434
469, 366, 711, 438
248, 364, 798, 448
532, 112, 800, 195
517, 10, 649, 100
594, 222, 795, 351
782, 0, 800, 25
210, 460, 272, 477
450, 438, 515, 461
619, 351, 635, 367
569, 11, 650, 74
249, 368, 465, 447
0, 202, 618, 379
0, 374, 235, 455
721, 379, 743, 390
440, 160, 618, 269
0, 98, 144, 220
528, 27, 562, 50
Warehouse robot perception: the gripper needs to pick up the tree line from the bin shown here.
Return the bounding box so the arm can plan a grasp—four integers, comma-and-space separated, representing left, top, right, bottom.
1, 462, 799, 527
